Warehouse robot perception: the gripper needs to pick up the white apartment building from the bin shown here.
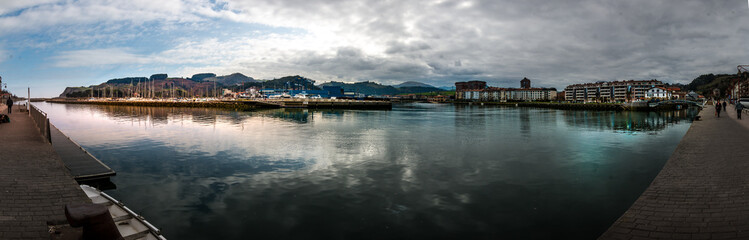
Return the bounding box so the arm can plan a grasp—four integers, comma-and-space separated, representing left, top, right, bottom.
564, 80, 664, 103
646, 87, 671, 99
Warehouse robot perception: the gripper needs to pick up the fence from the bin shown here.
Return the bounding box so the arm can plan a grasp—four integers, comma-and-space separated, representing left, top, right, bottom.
29, 104, 51, 143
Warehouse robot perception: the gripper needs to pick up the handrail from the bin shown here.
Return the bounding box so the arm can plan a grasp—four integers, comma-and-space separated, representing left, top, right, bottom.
29, 104, 51, 143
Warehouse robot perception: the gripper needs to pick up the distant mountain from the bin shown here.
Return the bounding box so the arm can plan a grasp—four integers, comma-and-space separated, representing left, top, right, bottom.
397, 86, 444, 94
394, 81, 435, 88
262, 75, 318, 90
191, 73, 216, 82
106, 77, 149, 84
320, 81, 399, 96
59, 87, 89, 98
206, 73, 257, 86
319, 81, 444, 96
60, 73, 449, 98
227, 75, 320, 91
438, 86, 456, 91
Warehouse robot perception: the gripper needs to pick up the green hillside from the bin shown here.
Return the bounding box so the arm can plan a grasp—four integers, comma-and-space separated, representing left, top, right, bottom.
319, 81, 444, 96
685, 74, 738, 98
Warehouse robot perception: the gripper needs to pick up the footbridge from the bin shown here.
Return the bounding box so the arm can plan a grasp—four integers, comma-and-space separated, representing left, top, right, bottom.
650, 99, 704, 108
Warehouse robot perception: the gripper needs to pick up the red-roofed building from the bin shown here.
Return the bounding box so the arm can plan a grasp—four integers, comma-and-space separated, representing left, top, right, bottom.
646, 87, 670, 99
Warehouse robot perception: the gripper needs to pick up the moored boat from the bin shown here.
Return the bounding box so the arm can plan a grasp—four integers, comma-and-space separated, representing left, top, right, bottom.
80, 185, 167, 240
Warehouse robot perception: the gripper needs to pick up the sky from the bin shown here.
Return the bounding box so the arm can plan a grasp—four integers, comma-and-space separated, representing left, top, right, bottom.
0, 0, 748, 97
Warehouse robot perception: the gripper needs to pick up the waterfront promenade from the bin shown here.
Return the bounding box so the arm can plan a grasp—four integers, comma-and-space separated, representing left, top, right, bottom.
601, 105, 749, 239
0, 107, 89, 239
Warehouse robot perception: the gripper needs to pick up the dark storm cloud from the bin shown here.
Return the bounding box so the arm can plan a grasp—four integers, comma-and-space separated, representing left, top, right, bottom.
292, 47, 432, 82
385, 41, 432, 55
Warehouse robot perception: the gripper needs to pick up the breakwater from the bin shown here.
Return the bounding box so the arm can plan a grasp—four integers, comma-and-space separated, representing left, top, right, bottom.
47, 98, 392, 110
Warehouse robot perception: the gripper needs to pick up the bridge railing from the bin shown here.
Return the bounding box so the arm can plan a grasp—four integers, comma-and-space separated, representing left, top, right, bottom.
29, 104, 51, 143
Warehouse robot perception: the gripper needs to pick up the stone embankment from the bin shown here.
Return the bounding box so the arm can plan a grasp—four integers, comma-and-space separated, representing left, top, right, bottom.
456, 101, 695, 111
600, 104, 749, 239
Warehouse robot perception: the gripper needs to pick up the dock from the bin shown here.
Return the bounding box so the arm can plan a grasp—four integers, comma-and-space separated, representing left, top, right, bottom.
28, 104, 116, 184
50, 125, 115, 181
261, 98, 392, 109
0, 106, 90, 239
600, 105, 749, 239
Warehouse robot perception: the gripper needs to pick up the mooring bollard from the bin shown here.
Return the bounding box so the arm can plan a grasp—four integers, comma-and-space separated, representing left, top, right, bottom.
65, 203, 123, 240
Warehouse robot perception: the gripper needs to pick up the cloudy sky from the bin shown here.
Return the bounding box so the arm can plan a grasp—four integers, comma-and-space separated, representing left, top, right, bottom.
0, 0, 747, 97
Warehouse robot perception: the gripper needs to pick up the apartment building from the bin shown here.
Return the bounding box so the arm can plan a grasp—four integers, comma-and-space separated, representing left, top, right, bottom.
564, 80, 664, 102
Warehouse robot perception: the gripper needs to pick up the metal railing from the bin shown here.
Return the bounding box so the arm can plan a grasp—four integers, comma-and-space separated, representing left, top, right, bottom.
29, 104, 51, 143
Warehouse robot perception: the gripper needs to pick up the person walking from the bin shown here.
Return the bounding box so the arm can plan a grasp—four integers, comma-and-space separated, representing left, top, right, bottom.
715, 101, 721, 118
5, 97, 12, 114
722, 101, 727, 112
737, 102, 745, 119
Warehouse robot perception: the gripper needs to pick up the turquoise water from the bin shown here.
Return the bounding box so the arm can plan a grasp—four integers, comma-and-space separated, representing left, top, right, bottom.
36, 102, 697, 239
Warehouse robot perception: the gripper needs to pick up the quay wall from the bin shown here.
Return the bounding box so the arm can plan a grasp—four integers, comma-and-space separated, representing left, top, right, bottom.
273, 99, 392, 109
456, 101, 694, 111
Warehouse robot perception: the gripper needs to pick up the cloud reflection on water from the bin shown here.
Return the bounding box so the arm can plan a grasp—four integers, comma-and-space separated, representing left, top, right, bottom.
34, 102, 697, 240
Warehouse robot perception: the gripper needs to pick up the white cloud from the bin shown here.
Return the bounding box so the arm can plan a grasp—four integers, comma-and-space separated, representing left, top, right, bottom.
0, 0, 60, 15
8, 0, 749, 90
0, 0, 208, 34
51, 48, 149, 67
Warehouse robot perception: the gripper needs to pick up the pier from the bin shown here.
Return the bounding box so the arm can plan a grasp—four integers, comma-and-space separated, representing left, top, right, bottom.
600, 105, 749, 239
0, 106, 90, 239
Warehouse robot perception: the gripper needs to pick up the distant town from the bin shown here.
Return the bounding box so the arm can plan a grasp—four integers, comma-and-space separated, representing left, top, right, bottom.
8, 65, 743, 106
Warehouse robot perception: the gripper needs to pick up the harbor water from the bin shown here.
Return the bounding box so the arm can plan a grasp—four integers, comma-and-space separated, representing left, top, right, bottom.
35, 102, 698, 239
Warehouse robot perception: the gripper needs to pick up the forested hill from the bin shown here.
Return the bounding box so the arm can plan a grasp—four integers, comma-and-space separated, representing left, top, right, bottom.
685, 73, 738, 98
319, 81, 443, 96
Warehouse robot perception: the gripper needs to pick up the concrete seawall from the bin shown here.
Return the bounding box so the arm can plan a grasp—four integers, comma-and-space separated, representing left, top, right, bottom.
456, 101, 696, 111
600, 104, 749, 239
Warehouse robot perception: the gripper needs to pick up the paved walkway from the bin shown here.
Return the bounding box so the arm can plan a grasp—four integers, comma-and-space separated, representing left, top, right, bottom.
0, 107, 89, 239
600, 104, 749, 239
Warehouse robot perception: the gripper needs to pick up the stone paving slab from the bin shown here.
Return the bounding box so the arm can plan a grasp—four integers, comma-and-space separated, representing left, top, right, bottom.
600, 104, 749, 240
0, 108, 89, 239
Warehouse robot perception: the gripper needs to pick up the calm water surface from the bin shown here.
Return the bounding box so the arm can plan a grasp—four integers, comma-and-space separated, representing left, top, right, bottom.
36, 102, 697, 239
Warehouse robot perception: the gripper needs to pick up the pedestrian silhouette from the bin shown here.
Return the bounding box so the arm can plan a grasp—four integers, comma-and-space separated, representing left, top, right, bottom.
737, 102, 745, 120
6, 97, 12, 114
715, 101, 721, 118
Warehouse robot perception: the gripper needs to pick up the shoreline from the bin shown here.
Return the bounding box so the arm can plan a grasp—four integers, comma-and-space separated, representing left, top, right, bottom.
456, 101, 699, 111
47, 98, 697, 112
47, 98, 392, 110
